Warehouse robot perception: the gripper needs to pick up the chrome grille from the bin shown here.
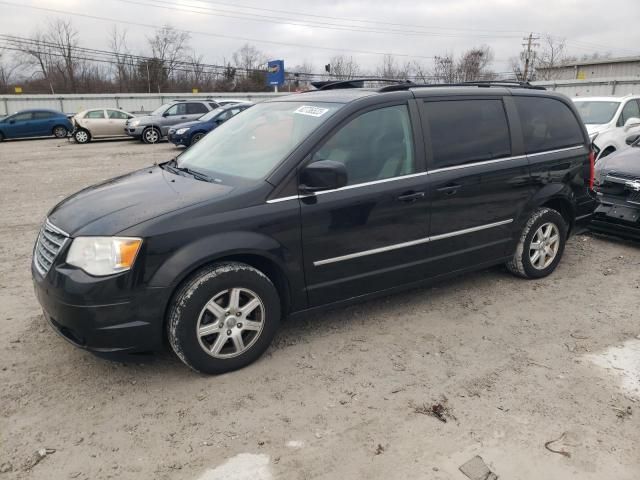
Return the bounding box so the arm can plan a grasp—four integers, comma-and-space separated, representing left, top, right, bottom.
33, 220, 69, 276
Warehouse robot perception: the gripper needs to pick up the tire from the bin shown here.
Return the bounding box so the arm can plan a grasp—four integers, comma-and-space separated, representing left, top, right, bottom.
52, 125, 68, 138
73, 129, 91, 144
506, 207, 568, 279
190, 132, 205, 146
168, 262, 281, 374
142, 127, 161, 144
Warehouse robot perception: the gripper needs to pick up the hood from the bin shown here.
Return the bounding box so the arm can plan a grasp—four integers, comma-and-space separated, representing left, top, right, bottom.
596, 146, 640, 179
171, 120, 207, 130
48, 166, 233, 236
586, 124, 608, 136
127, 114, 159, 126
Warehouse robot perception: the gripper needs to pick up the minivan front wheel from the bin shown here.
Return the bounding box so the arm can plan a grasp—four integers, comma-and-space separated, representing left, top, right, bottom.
506, 207, 567, 279
168, 262, 281, 374
142, 127, 161, 144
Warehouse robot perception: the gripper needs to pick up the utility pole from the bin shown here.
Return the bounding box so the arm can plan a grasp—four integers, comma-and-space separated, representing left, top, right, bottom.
521, 33, 540, 82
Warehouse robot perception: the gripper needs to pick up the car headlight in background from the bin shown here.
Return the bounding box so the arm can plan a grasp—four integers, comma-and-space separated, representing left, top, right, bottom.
129, 120, 140, 127
66, 237, 142, 276
176, 128, 189, 135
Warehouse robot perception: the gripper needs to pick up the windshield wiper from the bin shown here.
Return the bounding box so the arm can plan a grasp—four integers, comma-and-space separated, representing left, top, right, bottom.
161, 158, 214, 182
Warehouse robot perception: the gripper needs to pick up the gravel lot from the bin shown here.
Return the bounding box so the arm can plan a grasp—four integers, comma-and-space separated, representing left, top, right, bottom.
1, 137, 639, 480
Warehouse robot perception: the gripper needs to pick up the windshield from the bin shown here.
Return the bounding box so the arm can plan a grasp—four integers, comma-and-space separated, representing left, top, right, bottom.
150, 104, 169, 116
199, 107, 225, 122
574, 101, 620, 124
176, 101, 342, 181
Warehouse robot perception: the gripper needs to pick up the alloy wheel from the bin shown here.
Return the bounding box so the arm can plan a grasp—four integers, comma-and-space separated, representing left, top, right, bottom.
75, 130, 89, 143
53, 126, 67, 138
144, 129, 160, 143
529, 222, 560, 270
196, 288, 265, 359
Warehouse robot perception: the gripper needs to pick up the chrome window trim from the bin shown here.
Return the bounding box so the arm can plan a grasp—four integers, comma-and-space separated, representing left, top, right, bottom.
266, 145, 586, 204
313, 219, 513, 267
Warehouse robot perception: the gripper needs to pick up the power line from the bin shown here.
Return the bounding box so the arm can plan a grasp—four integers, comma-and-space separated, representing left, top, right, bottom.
0, 1, 437, 60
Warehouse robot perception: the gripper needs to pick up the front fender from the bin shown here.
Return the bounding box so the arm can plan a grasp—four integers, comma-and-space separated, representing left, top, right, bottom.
147, 230, 293, 290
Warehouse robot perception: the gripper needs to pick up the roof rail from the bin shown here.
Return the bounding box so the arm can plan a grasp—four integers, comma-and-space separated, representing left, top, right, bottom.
378, 80, 546, 92
311, 78, 413, 91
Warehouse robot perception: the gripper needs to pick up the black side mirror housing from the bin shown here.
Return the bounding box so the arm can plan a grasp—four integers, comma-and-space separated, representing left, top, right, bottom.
625, 134, 640, 146
9, 120, 15, 124
300, 160, 348, 193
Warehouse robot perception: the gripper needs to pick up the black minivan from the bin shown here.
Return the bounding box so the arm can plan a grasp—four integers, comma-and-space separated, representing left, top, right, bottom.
32, 81, 596, 374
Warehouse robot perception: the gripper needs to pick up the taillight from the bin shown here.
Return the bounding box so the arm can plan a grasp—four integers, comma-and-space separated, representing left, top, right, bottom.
588, 149, 595, 190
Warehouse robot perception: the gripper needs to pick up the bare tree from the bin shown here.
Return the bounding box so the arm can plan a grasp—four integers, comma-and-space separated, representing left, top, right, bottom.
375, 54, 412, 79
456, 45, 494, 82
0, 47, 21, 92
328, 55, 360, 79
232, 43, 267, 74
109, 26, 136, 92
47, 19, 82, 93
147, 25, 191, 89
431, 54, 456, 83
511, 35, 569, 81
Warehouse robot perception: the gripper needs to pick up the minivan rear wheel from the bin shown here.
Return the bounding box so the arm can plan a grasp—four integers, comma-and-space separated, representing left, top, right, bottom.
167, 262, 281, 374
506, 207, 567, 279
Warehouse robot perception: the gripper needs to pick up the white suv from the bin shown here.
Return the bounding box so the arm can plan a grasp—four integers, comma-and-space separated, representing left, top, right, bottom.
573, 95, 640, 160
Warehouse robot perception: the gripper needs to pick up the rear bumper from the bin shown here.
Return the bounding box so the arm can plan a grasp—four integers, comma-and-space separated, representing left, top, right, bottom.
589, 202, 640, 239
32, 263, 168, 353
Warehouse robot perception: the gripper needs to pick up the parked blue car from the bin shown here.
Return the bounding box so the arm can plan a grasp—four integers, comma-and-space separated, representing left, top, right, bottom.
0, 109, 72, 141
168, 103, 252, 147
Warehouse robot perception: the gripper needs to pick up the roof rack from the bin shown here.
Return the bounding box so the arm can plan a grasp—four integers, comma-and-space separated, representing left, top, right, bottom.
311, 78, 413, 91
378, 80, 546, 92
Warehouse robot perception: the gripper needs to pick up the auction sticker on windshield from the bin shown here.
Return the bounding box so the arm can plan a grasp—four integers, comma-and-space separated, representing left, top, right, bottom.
294, 105, 329, 117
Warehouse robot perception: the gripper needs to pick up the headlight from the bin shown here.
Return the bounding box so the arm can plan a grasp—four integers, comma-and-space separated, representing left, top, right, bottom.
129, 120, 140, 127
176, 128, 189, 135
66, 237, 142, 276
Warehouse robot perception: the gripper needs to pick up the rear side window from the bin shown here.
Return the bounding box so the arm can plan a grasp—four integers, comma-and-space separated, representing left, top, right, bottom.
107, 110, 129, 120
33, 112, 54, 119
424, 99, 511, 169
85, 110, 105, 119
187, 103, 208, 114
514, 97, 584, 153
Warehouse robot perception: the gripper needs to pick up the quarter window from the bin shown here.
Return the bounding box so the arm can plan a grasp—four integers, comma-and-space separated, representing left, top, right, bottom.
618, 100, 640, 127
514, 96, 584, 153
310, 105, 415, 186
424, 99, 511, 169
187, 103, 208, 115
12, 112, 33, 121
85, 110, 106, 119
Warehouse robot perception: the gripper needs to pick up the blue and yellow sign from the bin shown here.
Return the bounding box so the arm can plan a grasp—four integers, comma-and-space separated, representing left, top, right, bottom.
267, 60, 285, 86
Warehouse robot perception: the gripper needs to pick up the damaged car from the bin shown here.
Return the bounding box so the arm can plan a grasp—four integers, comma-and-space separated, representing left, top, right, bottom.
591, 134, 640, 239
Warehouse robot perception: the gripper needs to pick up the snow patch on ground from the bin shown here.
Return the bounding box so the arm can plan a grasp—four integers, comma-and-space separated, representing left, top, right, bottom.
286, 440, 305, 449
586, 338, 640, 400
196, 453, 271, 480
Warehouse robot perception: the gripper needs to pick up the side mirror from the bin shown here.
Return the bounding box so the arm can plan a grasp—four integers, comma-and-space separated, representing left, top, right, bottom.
300, 160, 348, 193
9, 119, 15, 124
162, 111, 170, 117
626, 134, 640, 146
624, 117, 640, 131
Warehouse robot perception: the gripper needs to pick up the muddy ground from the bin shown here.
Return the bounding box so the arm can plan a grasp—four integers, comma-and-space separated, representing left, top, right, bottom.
1, 137, 639, 480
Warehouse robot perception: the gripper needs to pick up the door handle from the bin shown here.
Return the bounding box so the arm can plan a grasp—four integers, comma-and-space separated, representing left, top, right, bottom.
436, 184, 461, 195
397, 191, 425, 202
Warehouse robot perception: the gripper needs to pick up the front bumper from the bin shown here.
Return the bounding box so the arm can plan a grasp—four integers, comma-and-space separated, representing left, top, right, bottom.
32, 262, 169, 354
125, 125, 144, 138
168, 131, 190, 146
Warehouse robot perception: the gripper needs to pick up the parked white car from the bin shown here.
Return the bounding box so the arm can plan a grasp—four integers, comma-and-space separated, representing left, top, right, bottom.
72, 108, 136, 143
573, 95, 640, 160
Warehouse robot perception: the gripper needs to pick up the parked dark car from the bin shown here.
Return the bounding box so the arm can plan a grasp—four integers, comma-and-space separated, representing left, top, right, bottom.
0, 109, 72, 141
32, 81, 596, 374
591, 134, 640, 239
168, 103, 253, 147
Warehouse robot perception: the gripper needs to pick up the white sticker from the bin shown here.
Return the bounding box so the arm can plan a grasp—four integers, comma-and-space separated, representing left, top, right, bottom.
294, 105, 329, 117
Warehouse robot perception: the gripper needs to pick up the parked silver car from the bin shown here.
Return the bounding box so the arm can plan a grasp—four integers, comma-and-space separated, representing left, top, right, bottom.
125, 100, 219, 144
72, 108, 136, 143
